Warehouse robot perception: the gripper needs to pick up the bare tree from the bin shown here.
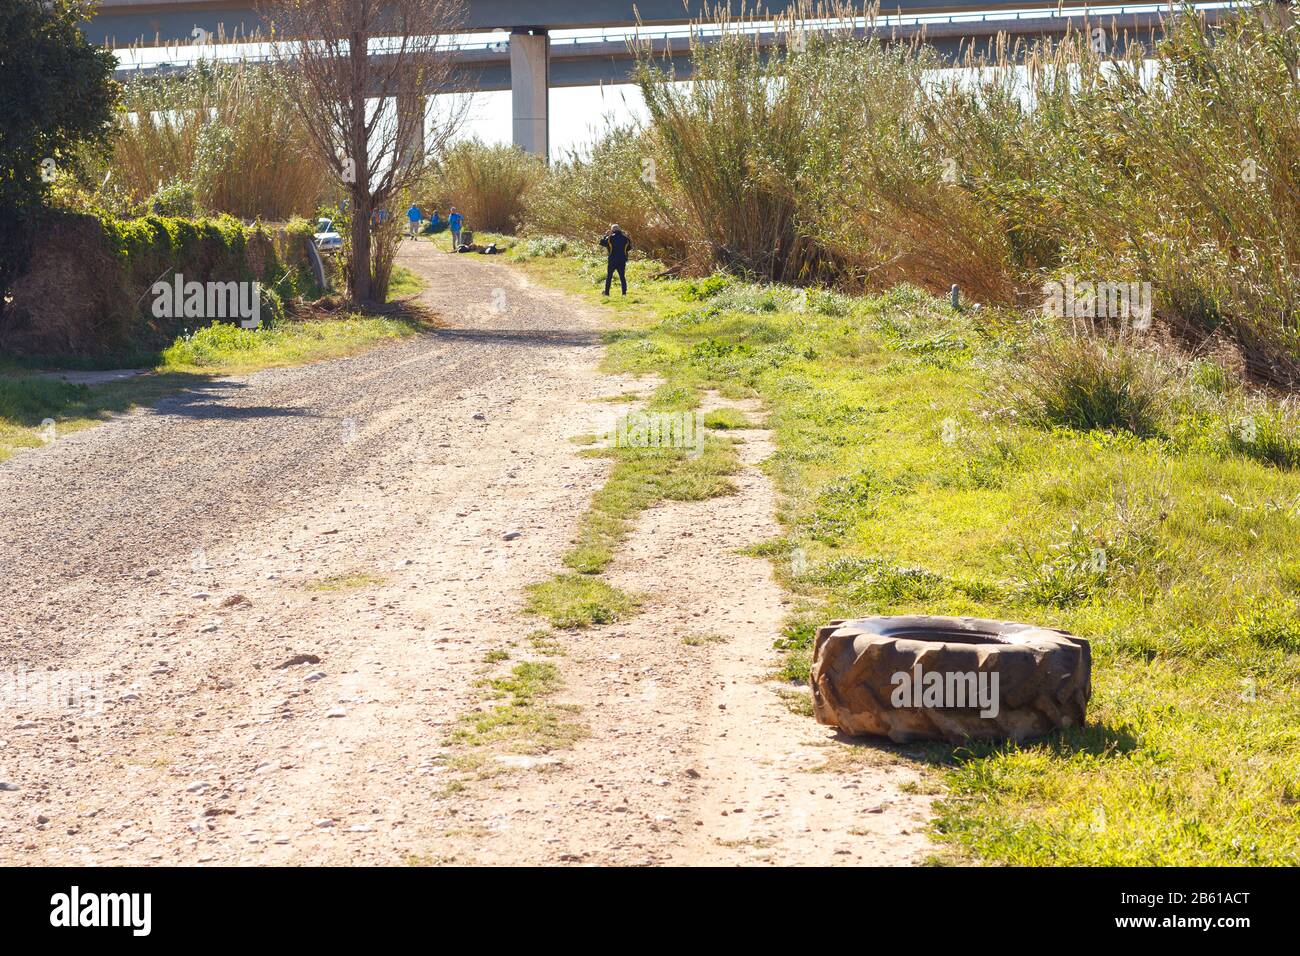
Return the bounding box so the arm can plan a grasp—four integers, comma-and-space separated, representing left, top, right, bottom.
262, 0, 468, 304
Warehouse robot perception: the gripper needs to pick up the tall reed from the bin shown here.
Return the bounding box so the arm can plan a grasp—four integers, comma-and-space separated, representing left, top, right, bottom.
421, 139, 545, 233
524, 122, 685, 261
109, 60, 330, 221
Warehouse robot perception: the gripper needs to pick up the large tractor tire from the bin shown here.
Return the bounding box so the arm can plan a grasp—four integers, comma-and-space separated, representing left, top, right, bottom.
810, 616, 1091, 744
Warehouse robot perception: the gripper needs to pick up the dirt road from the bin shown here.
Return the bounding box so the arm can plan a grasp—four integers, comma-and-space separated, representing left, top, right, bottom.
0, 242, 931, 865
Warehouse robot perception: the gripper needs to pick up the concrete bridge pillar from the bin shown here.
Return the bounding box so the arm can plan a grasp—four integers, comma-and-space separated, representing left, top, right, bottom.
510, 29, 550, 159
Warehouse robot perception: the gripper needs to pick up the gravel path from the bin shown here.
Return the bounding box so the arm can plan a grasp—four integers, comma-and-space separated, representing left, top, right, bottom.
0, 241, 931, 865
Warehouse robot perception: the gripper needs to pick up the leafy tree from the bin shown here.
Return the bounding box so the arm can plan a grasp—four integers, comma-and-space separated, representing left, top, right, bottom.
1, 0, 118, 305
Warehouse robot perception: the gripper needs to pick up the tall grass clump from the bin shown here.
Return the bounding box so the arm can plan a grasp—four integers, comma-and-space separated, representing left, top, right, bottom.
997, 332, 1174, 436
107, 60, 329, 220
633, 5, 855, 283
806, 35, 1038, 303
423, 139, 545, 233
524, 122, 686, 261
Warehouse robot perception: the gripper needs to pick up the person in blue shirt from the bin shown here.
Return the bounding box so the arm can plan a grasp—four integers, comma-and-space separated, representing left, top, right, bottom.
406, 203, 423, 238
448, 207, 464, 250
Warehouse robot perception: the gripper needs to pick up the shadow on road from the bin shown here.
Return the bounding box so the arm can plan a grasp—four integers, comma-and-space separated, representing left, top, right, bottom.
425, 327, 600, 349
152, 379, 318, 421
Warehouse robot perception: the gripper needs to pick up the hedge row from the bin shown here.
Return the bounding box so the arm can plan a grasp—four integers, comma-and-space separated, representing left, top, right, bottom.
0, 211, 321, 361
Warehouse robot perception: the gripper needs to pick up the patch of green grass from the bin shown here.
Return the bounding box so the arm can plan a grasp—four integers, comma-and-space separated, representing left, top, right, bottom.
997, 335, 1171, 437
483, 649, 511, 663
453, 661, 585, 754
681, 632, 730, 646
387, 264, 427, 299
563, 435, 737, 574
515, 251, 1300, 865
523, 574, 641, 629
160, 315, 419, 372
704, 407, 758, 429
305, 572, 385, 592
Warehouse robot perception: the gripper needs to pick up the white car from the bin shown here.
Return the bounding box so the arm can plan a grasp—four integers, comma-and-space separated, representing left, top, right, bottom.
313, 217, 343, 253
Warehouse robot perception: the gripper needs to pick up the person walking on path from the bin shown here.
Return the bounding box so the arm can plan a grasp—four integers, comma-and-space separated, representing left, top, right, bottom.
448, 207, 464, 251
406, 203, 423, 239
599, 224, 632, 296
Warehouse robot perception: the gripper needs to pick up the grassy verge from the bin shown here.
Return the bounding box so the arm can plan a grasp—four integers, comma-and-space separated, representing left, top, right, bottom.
512, 251, 1300, 866
158, 315, 420, 372
0, 314, 424, 463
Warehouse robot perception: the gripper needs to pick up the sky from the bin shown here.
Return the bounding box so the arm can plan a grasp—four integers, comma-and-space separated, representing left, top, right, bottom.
455, 84, 649, 159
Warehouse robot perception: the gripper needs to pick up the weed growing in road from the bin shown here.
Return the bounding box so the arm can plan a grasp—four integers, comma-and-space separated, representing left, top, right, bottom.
523, 574, 641, 629
775, 686, 814, 718
681, 632, 729, 647
453, 661, 585, 754
527, 630, 565, 656
305, 572, 385, 592
563, 426, 737, 575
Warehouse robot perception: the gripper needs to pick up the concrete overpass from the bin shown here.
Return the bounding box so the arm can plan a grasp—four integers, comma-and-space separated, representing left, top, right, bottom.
87, 0, 1110, 45
88, 1, 1206, 156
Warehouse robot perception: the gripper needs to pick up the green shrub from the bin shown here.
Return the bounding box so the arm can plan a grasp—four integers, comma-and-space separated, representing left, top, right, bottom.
1, 209, 315, 360
1226, 402, 1300, 470
520, 235, 570, 258
1000, 335, 1172, 436
147, 178, 198, 217
681, 274, 730, 301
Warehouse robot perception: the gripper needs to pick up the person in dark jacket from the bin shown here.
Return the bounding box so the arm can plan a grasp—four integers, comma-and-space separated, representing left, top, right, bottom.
599, 224, 632, 296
